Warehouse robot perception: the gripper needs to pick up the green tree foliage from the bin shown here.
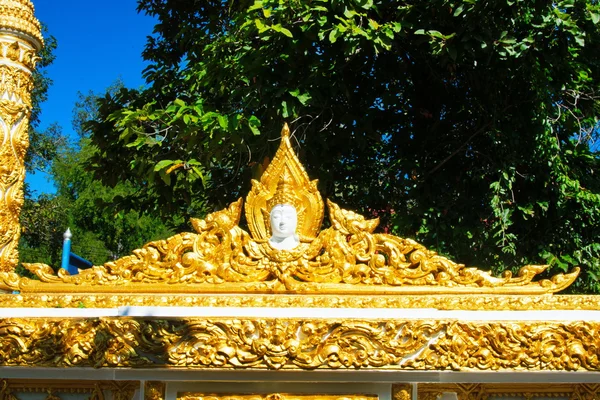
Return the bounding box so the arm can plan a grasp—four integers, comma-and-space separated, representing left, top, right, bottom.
18, 25, 69, 276
19, 89, 173, 271
26, 26, 68, 174
50, 137, 173, 265
19, 193, 70, 273
88, 0, 600, 292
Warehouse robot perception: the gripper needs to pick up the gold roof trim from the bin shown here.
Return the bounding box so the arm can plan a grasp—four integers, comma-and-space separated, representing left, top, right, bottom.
1, 124, 579, 295
1, 293, 600, 310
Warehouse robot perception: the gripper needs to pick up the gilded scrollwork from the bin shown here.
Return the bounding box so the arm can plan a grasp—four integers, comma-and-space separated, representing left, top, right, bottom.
0, 317, 599, 371
1, 39, 40, 71
0, 71, 32, 273
2, 125, 579, 293
0, 0, 41, 273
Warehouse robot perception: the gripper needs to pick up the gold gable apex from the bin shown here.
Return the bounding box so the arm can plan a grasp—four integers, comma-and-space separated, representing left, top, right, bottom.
0, 124, 579, 295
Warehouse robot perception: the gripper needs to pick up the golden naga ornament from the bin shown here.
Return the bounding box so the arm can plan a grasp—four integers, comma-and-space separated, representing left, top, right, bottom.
0, 124, 579, 294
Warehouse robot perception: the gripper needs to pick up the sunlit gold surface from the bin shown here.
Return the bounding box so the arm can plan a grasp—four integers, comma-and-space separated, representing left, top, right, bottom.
1, 293, 599, 310
415, 383, 600, 400
0, 0, 43, 48
0, 317, 598, 371
0, 125, 578, 293
0, 0, 41, 272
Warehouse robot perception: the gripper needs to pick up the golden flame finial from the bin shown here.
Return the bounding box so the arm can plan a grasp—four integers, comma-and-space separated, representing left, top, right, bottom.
281, 123, 290, 138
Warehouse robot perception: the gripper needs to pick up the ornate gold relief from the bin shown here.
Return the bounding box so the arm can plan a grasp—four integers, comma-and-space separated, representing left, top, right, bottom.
416, 383, 600, 400
0, 97, 30, 272
177, 394, 377, 400
392, 385, 412, 400
0, 1, 43, 49
0, 0, 42, 273
0, 380, 138, 400
2, 125, 578, 293
0, 317, 599, 371
145, 382, 166, 400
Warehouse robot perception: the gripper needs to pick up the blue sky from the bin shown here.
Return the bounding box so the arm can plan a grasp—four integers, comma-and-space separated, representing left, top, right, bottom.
26, 0, 156, 195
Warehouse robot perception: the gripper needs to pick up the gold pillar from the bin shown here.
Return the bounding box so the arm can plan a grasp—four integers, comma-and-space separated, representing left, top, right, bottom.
0, 0, 43, 272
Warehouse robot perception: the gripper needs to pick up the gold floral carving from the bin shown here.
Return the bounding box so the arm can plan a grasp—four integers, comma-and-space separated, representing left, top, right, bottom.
392, 385, 411, 400
145, 382, 166, 400
0, 317, 599, 371
1, 293, 599, 310
3, 125, 578, 294
416, 383, 600, 400
177, 394, 377, 400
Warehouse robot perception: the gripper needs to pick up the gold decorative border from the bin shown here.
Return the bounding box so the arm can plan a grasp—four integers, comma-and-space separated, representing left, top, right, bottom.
0, 317, 599, 371
177, 394, 377, 400
1, 293, 600, 310
0, 380, 138, 400
416, 383, 600, 400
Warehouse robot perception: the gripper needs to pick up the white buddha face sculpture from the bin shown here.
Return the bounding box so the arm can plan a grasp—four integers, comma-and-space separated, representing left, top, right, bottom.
268, 204, 300, 250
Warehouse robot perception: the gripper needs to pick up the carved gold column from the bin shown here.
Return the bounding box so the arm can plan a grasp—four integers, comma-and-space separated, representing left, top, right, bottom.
0, 0, 43, 272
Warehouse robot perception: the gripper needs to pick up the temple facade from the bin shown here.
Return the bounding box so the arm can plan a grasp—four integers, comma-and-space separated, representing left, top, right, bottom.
0, 2, 599, 400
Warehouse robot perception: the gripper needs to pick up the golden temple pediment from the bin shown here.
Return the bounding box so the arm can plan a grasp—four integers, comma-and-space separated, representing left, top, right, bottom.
0, 124, 579, 295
